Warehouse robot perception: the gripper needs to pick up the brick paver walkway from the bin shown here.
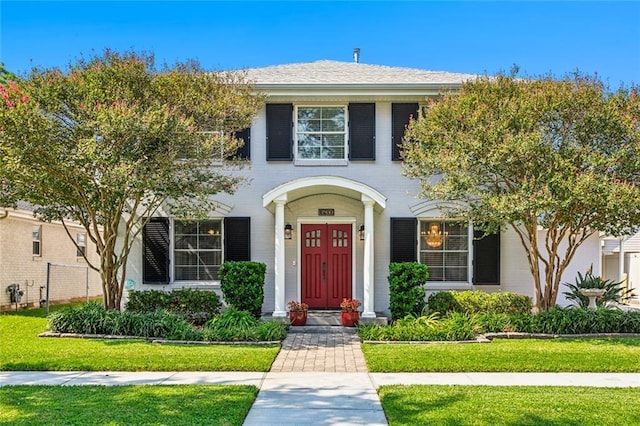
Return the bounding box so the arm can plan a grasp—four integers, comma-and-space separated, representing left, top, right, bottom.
270, 330, 368, 372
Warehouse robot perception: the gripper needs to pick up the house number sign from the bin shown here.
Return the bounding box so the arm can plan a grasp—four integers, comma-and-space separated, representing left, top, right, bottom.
318, 208, 335, 216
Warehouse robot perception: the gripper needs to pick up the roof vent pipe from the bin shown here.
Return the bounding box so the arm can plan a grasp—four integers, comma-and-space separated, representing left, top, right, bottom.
353, 48, 360, 63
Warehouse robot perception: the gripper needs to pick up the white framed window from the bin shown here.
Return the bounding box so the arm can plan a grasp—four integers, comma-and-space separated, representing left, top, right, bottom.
295, 106, 347, 160
76, 233, 86, 257
174, 220, 222, 281
32, 226, 41, 256
419, 220, 469, 282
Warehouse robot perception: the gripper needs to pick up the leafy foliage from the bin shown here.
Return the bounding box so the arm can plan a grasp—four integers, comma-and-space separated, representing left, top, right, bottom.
202, 307, 286, 342
125, 288, 221, 325
562, 270, 631, 308
0, 50, 263, 310
533, 307, 640, 334
403, 72, 640, 311
388, 262, 428, 320
358, 312, 475, 341
219, 261, 266, 318
47, 301, 198, 339
427, 290, 532, 316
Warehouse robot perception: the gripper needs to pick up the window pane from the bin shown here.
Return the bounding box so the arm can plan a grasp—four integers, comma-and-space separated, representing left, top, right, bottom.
174, 219, 222, 281
33, 242, 40, 255
175, 221, 198, 235
175, 251, 198, 265
420, 220, 469, 282
298, 107, 321, 120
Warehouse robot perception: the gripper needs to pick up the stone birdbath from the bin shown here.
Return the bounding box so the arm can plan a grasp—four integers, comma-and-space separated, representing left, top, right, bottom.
579, 288, 606, 310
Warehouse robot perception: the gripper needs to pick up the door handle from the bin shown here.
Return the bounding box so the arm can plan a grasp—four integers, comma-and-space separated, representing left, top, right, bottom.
322, 262, 326, 281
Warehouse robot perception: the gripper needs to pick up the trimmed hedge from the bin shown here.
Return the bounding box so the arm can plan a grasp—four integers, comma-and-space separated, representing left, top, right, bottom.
219, 261, 266, 319
388, 262, 428, 321
125, 288, 222, 325
427, 290, 532, 316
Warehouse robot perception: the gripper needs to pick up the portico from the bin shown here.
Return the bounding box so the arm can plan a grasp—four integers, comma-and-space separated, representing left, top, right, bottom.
262, 176, 386, 318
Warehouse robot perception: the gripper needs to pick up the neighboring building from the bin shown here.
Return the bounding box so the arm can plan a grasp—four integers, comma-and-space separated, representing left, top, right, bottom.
125, 59, 601, 318
601, 233, 640, 304
0, 203, 102, 310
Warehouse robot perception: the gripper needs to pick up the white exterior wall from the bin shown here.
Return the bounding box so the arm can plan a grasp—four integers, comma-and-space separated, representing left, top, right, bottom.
0, 209, 102, 310
125, 97, 605, 315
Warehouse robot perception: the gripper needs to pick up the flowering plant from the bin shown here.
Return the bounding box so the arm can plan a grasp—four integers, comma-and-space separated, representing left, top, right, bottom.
287, 300, 308, 312
340, 298, 361, 312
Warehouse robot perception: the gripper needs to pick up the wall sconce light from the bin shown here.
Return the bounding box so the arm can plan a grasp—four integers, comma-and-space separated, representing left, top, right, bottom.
358, 224, 365, 241
284, 223, 293, 240
421, 222, 448, 248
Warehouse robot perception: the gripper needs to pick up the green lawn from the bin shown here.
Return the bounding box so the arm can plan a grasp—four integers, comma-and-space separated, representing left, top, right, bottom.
0, 310, 279, 372
0, 385, 257, 425
379, 385, 640, 426
363, 338, 640, 372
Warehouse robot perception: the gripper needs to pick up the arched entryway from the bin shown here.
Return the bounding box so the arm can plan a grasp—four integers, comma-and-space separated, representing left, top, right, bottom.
263, 176, 386, 318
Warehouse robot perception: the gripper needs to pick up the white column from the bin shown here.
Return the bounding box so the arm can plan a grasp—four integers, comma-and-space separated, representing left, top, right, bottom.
361, 197, 376, 318
619, 236, 626, 284
272, 197, 287, 317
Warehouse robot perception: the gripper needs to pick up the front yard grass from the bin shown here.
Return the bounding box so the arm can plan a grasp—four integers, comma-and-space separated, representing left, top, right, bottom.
363, 338, 640, 372
0, 385, 257, 425
0, 311, 279, 372
379, 385, 640, 426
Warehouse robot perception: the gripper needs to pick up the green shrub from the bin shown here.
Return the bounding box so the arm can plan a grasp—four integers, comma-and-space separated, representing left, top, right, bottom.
532, 307, 640, 334
562, 270, 631, 309
427, 291, 531, 316
125, 288, 221, 325
357, 312, 475, 341
388, 262, 428, 321
201, 307, 286, 342
219, 261, 266, 319
47, 302, 199, 340
427, 291, 462, 316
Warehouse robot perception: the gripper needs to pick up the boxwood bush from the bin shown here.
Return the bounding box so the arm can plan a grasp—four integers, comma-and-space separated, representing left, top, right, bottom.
219, 261, 266, 319
125, 288, 222, 325
388, 262, 428, 321
427, 290, 532, 316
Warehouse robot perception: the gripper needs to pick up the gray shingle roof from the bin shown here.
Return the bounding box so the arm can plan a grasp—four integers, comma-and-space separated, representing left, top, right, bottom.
240, 60, 478, 86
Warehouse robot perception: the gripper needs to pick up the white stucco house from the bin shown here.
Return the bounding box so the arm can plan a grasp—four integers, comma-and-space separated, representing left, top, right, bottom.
124, 59, 606, 318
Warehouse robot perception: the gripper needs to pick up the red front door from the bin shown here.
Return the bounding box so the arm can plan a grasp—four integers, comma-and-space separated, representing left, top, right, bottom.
301, 224, 352, 309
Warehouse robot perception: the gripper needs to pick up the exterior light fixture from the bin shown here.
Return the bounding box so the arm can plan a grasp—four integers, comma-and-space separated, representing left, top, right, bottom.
422, 223, 448, 248
284, 224, 293, 240
358, 224, 365, 241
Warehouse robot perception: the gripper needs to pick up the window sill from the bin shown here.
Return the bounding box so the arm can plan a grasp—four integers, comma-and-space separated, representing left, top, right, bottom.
173, 281, 221, 289
424, 282, 473, 291
294, 159, 348, 167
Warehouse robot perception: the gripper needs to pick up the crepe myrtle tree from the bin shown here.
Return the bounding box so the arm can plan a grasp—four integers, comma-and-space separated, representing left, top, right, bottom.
402, 70, 640, 311
0, 63, 19, 217
0, 50, 264, 310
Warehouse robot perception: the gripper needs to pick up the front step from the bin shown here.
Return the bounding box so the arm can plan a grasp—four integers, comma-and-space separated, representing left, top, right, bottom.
288, 325, 356, 334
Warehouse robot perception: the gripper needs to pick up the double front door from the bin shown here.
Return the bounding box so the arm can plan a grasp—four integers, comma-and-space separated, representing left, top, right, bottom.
301, 224, 352, 309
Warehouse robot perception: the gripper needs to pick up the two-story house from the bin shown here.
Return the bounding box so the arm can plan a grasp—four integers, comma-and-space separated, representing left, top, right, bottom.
125, 59, 601, 318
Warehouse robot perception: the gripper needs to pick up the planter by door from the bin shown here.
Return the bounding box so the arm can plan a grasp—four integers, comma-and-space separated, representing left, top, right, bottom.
301, 224, 352, 309
341, 311, 359, 327
289, 311, 307, 326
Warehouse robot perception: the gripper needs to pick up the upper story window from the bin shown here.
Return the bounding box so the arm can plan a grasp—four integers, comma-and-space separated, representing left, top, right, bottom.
295, 106, 346, 160
76, 233, 86, 257
32, 226, 41, 256
419, 220, 469, 282
174, 220, 222, 281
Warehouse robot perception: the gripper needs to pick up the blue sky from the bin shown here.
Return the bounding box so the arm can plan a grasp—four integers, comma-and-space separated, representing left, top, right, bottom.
1, 1, 639, 87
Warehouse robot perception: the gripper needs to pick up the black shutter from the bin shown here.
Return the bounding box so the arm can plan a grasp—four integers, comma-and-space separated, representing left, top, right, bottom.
224, 217, 251, 261
390, 217, 418, 262
143, 218, 170, 284
233, 127, 250, 160
348, 103, 375, 161
266, 104, 293, 161
473, 229, 500, 285
392, 103, 419, 161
